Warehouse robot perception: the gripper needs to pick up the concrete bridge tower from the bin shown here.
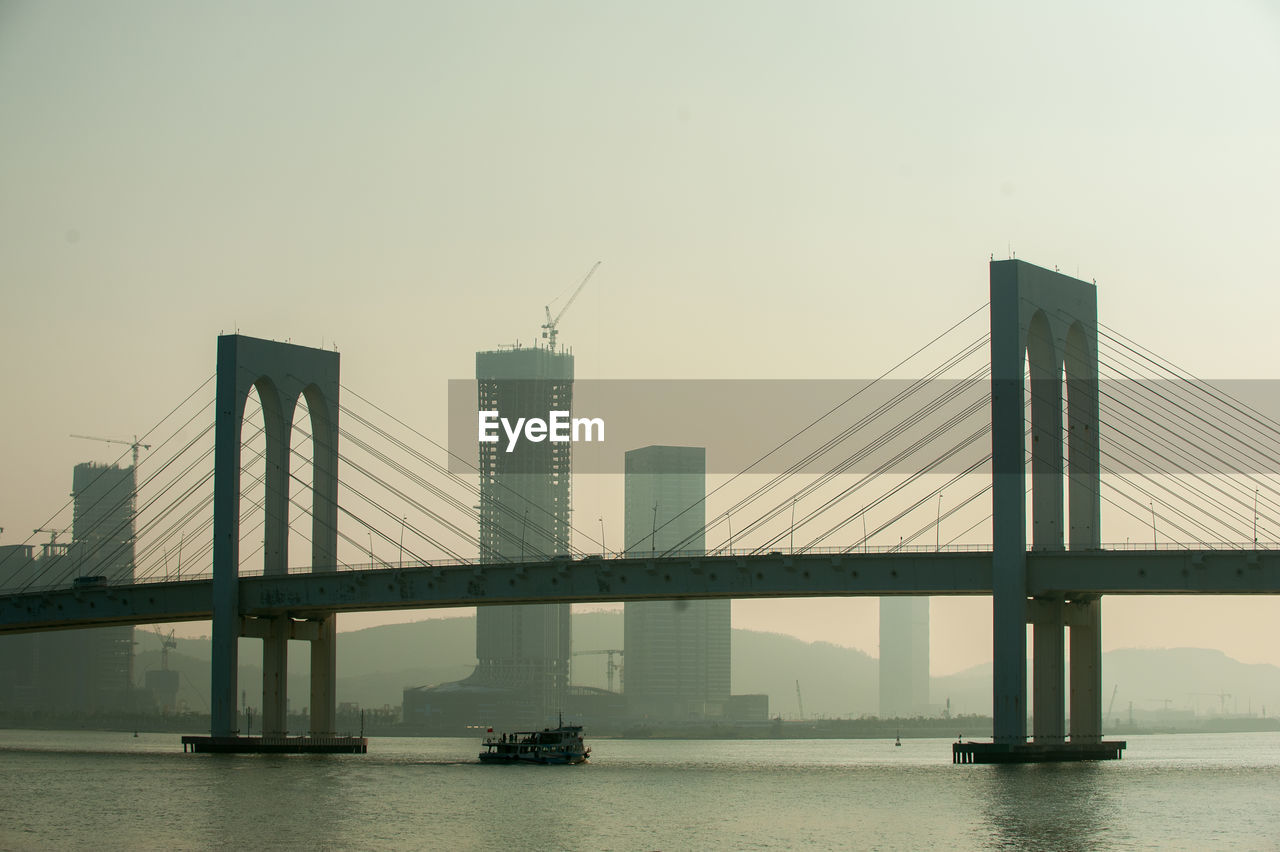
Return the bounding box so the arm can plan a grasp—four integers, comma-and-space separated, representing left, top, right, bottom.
990, 259, 1103, 749
209, 335, 341, 741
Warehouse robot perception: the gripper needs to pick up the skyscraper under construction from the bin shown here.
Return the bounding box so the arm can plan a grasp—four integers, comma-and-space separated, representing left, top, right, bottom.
472, 346, 574, 724
403, 345, 574, 731
0, 462, 136, 713
67, 461, 137, 701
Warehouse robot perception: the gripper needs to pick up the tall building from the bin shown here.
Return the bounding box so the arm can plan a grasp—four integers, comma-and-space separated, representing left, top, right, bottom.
472, 346, 574, 723
405, 345, 574, 731
70, 462, 136, 581
0, 463, 137, 714
878, 597, 930, 717
623, 445, 729, 720
68, 462, 136, 703
0, 544, 44, 711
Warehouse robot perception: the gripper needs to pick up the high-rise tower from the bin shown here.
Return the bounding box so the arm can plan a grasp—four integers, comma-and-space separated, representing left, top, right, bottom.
67, 462, 137, 705
0, 463, 137, 713
403, 344, 577, 731
878, 597, 929, 717
623, 445, 729, 720
71, 461, 136, 583
471, 346, 574, 725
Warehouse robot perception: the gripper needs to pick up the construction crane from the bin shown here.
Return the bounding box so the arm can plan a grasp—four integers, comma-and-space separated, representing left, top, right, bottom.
33, 527, 65, 558
151, 625, 177, 671
796, 680, 805, 721
541, 261, 601, 351
571, 648, 623, 693
70, 433, 152, 469
1106, 684, 1119, 727
1189, 691, 1233, 715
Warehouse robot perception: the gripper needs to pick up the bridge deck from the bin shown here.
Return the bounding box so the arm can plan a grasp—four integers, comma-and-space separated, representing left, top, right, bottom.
3, 549, 1280, 634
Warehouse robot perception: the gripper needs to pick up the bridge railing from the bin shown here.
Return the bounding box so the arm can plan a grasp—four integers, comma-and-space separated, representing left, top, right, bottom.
1096, 540, 1278, 551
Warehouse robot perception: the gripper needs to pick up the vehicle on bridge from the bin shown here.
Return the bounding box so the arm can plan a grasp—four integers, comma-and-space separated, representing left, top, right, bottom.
72, 575, 108, 589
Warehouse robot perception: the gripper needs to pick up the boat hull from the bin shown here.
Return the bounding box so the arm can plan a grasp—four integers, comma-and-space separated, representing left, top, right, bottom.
477, 752, 588, 765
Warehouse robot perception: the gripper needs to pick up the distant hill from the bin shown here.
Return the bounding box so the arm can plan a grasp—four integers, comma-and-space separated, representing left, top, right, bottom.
133, 614, 1280, 721
135, 617, 478, 712
933, 647, 1280, 721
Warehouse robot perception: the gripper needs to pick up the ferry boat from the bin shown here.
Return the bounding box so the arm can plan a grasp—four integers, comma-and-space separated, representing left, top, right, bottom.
478, 718, 590, 765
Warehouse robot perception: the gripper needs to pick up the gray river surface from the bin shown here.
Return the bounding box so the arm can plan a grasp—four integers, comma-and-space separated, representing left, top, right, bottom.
1, 730, 1277, 850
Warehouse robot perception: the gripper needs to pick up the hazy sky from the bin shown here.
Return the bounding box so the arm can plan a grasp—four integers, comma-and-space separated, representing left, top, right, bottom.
2, 1, 1279, 675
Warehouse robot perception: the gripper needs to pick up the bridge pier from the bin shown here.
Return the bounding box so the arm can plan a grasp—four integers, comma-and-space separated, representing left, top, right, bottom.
310, 613, 337, 736
262, 616, 289, 735
1069, 597, 1102, 742
1031, 599, 1065, 743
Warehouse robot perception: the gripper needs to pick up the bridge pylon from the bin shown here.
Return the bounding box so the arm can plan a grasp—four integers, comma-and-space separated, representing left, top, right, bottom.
210, 335, 341, 740
987, 259, 1110, 756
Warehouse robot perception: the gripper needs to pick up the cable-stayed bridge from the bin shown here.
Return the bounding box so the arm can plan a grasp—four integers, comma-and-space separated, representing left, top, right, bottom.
4, 259, 1280, 760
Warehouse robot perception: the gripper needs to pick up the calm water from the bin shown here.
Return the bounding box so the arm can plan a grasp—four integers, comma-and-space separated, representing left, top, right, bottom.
1, 730, 1278, 850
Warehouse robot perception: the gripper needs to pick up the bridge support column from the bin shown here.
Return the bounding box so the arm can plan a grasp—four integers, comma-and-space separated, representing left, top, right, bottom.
1069, 598, 1102, 742
991, 263, 1029, 743
1031, 599, 1066, 743
310, 614, 337, 736
210, 624, 237, 737
211, 337, 246, 738
1065, 310, 1103, 744
262, 616, 290, 736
